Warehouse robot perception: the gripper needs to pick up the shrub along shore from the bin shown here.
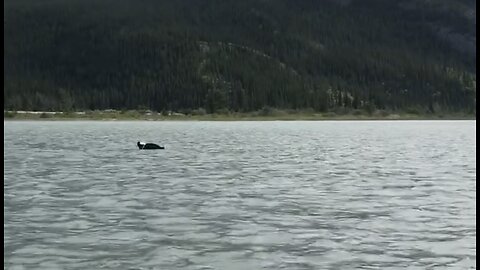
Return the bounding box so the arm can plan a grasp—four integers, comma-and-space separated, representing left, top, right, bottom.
4, 108, 475, 121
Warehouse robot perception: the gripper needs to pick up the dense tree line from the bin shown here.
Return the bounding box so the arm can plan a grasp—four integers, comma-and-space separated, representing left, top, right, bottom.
4, 0, 476, 114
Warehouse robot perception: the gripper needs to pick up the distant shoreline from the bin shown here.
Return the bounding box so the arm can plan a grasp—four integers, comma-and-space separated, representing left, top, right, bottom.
3, 110, 476, 121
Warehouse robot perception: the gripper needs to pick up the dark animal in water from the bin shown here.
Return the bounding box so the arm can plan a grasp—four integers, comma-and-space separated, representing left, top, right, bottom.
137, 141, 164, 150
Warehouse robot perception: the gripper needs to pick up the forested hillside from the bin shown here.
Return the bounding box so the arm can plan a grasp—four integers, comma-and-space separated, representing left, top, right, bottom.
4, 0, 476, 114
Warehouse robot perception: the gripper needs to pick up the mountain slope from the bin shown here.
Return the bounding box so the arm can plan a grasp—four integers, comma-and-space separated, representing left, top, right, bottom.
4, 0, 476, 114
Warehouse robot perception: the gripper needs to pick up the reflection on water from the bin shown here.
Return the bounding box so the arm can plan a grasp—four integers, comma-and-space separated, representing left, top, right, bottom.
4, 121, 476, 269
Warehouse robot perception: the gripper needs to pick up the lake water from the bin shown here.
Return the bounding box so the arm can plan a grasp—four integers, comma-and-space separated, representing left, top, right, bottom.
4, 121, 476, 269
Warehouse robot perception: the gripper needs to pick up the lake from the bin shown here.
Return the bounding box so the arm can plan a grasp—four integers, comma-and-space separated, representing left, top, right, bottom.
4, 120, 476, 269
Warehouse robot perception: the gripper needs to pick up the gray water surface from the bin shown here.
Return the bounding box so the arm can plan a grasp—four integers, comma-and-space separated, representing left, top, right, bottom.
4, 121, 476, 269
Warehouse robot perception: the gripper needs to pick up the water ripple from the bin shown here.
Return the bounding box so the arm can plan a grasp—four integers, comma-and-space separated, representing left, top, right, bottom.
4, 120, 476, 269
